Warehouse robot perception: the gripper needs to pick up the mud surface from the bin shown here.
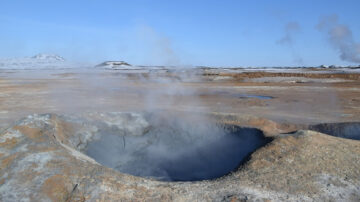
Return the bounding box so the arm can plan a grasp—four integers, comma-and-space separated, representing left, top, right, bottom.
1, 68, 360, 201
1, 68, 360, 128
86, 122, 271, 181
1, 113, 359, 201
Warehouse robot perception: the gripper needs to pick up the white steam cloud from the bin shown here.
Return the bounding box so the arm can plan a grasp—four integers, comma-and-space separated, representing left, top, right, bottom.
134, 25, 180, 66
317, 14, 360, 64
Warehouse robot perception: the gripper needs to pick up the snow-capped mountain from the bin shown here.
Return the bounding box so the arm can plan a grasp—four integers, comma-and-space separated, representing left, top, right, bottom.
0, 54, 72, 69
95, 61, 132, 69
31, 53, 65, 61
95, 61, 168, 70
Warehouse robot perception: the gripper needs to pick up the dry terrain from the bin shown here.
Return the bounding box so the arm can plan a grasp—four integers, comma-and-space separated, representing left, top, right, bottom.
0, 68, 360, 201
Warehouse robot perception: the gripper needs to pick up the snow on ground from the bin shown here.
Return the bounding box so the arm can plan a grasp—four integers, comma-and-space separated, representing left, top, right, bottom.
1, 54, 359, 73
95, 61, 169, 71
203, 67, 360, 74
31, 53, 65, 61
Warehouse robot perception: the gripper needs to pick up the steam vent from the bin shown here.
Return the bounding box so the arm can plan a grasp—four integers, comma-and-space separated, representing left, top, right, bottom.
1, 63, 360, 201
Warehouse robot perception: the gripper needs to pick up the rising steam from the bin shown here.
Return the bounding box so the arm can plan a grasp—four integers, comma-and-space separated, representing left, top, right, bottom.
277, 22, 301, 45
277, 21, 304, 64
134, 25, 180, 66
317, 14, 360, 64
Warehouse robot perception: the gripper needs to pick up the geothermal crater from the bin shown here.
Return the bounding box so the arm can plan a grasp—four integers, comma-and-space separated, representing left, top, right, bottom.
309, 122, 360, 140
81, 113, 272, 181
1, 112, 360, 201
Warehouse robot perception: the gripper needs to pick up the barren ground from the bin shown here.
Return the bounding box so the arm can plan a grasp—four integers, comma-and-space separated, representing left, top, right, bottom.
1, 68, 360, 128
0, 68, 360, 201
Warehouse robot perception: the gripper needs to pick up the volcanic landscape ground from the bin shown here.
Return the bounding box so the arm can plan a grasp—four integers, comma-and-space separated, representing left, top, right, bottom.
0, 67, 360, 201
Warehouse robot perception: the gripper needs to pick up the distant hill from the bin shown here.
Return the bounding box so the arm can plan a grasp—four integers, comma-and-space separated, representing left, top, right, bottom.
0, 54, 72, 69
31, 53, 65, 61
95, 61, 132, 69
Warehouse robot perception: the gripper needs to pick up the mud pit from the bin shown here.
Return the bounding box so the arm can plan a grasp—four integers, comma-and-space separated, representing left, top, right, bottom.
85, 119, 272, 181
309, 122, 360, 140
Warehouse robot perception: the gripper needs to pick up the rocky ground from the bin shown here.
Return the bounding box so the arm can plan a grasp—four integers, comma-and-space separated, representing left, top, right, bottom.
0, 68, 360, 201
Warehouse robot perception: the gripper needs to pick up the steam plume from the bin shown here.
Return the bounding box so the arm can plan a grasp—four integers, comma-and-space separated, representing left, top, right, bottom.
317, 14, 360, 63
135, 25, 180, 66
277, 22, 301, 45
277, 22, 303, 64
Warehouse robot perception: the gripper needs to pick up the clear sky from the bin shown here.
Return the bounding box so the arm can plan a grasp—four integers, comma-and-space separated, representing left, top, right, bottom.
0, 0, 359, 66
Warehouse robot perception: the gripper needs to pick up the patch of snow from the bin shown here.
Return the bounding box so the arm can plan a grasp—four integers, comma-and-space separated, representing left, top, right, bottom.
0, 152, 54, 202
0, 129, 23, 143
212, 76, 234, 81
316, 174, 360, 200
31, 53, 65, 61
95, 61, 132, 69
246, 77, 351, 83
20, 114, 52, 127
95, 61, 171, 70
16, 152, 54, 172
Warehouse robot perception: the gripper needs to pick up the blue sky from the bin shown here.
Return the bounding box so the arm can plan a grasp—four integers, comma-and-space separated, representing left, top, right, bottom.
0, 0, 359, 66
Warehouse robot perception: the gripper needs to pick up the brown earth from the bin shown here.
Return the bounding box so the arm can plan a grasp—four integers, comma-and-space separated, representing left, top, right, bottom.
1, 69, 360, 128
0, 68, 360, 201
